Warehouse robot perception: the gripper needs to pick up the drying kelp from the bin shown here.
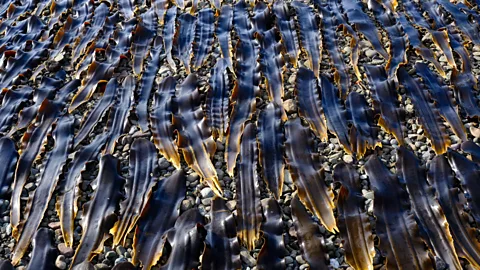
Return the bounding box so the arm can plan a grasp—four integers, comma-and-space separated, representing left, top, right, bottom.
236, 123, 262, 250
450, 69, 480, 118
25, 228, 57, 269
334, 163, 374, 270
70, 154, 125, 269
153, 0, 168, 25
416, 62, 466, 141
285, 118, 337, 232
272, 0, 299, 66
365, 155, 433, 269
462, 141, 480, 164
112, 139, 157, 246
164, 6, 177, 71
0, 86, 33, 133
346, 92, 381, 158
252, 1, 270, 34
119, 0, 134, 20
192, 8, 215, 70
258, 103, 284, 200
172, 74, 220, 195
291, 1, 321, 77
291, 194, 328, 269
12, 114, 74, 265
104, 75, 135, 154
0, 260, 13, 270
131, 21, 155, 76
206, 59, 230, 140
57, 134, 108, 248
0, 137, 17, 198
320, 75, 351, 154
364, 65, 404, 144
177, 13, 197, 74
132, 170, 186, 269
436, 0, 480, 45
150, 76, 180, 169
216, 5, 234, 72
257, 198, 287, 270
429, 155, 480, 268
448, 150, 480, 224
397, 147, 462, 270
136, 37, 163, 132
202, 197, 241, 270
295, 67, 328, 141
161, 208, 206, 270
398, 67, 450, 154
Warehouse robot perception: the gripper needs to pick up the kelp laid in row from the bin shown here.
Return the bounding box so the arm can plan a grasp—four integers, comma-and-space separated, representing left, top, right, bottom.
206, 59, 230, 141
216, 5, 234, 73
450, 69, 480, 119
176, 13, 197, 74
27, 228, 58, 270
164, 6, 177, 72
272, 0, 299, 67
462, 141, 480, 164
0, 137, 17, 199
0, 86, 33, 133
192, 8, 215, 70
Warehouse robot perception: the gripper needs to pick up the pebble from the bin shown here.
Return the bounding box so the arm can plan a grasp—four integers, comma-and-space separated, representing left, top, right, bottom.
106, 250, 117, 260
55, 255, 67, 270
283, 99, 297, 113
288, 74, 296, 84
240, 250, 256, 267
330, 258, 340, 269
406, 104, 414, 113
115, 257, 128, 265
200, 187, 213, 198
296, 255, 306, 264
58, 243, 74, 257
365, 49, 377, 58
470, 127, 480, 138
48, 221, 61, 230
158, 158, 170, 170
95, 263, 110, 270
181, 199, 193, 211
343, 155, 353, 163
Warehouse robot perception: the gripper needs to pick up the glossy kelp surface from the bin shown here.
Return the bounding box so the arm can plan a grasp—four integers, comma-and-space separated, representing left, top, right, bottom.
462, 141, 480, 164
164, 6, 177, 72
206, 59, 230, 140
216, 5, 234, 72
192, 8, 215, 70
272, 0, 299, 66
0, 137, 17, 199
0, 86, 33, 133
25, 228, 57, 270
176, 13, 197, 74
450, 69, 480, 118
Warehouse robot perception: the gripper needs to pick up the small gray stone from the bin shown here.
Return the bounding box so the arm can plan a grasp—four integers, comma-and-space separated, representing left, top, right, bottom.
116, 246, 127, 256
226, 200, 236, 211
158, 158, 170, 170
94, 263, 110, 270
48, 221, 61, 230
343, 155, 353, 164
200, 187, 213, 198
240, 250, 256, 267
201, 198, 212, 206
58, 243, 74, 257
283, 99, 297, 113
106, 250, 117, 260
365, 49, 377, 58
181, 199, 193, 211
285, 256, 294, 264
115, 257, 128, 265
330, 258, 340, 268
55, 255, 67, 270
296, 255, 306, 264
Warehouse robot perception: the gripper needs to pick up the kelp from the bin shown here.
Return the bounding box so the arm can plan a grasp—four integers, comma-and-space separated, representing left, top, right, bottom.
115, 18, 138, 55
397, 147, 462, 270
57, 134, 108, 248
320, 75, 352, 154
12, 114, 74, 265
172, 74, 220, 195
416, 62, 466, 141
161, 208, 206, 270
291, 1, 321, 77
131, 22, 155, 76
150, 76, 180, 169
364, 65, 404, 144
272, 0, 299, 66
192, 8, 215, 70
0, 137, 17, 198
429, 155, 480, 268
104, 75, 135, 154
462, 141, 480, 164
206, 59, 230, 140
132, 170, 186, 269
0, 260, 13, 270
346, 92, 381, 158
177, 13, 197, 74
285, 118, 337, 232
136, 37, 163, 132
436, 0, 480, 45
257, 198, 287, 270
291, 194, 328, 269
451, 69, 480, 118
202, 197, 241, 270
119, 0, 134, 20
164, 6, 177, 72
0, 86, 33, 133
70, 155, 125, 269
25, 228, 57, 270
295, 67, 328, 141
258, 103, 284, 200
236, 123, 262, 250
153, 0, 168, 25
112, 138, 158, 246
334, 163, 374, 270
365, 155, 433, 269
398, 67, 450, 154
216, 5, 234, 72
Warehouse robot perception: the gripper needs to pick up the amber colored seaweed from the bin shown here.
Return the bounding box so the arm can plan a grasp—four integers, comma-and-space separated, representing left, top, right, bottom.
285, 118, 337, 232
206, 59, 230, 140
334, 162, 374, 270
112, 138, 157, 246
0, 137, 17, 198
132, 170, 186, 269
25, 228, 57, 270
258, 103, 284, 200
429, 155, 480, 268
216, 5, 234, 72
462, 141, 480, 164
70, 154, 125, 269
192, 8, 215, 70
397, 147, 462, 270
257, 198, 287, 270
364, 155, 433, 269
164, 6, 177, 72
272, 0, 299, 66
450, 69, 480, 118
291, 194, 328, 269
0, 86, 33, 133
150, 76, 180, 169
202, 197, 241, 270
177, 13, 197, 74
131, 22, 155, 76
12, 114, 74, 265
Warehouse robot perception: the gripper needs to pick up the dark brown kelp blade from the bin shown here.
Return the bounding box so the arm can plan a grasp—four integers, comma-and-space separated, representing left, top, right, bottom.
398, 67, 450, 154
57, 134, 108, 248
164, 6, 177, 72
291, 1, 321, 77
429, 155, 480, 268
12, 114, 74, 266
437, 0, 480, 44
202, 196, 241, 270
172, 74, 220, 196
150, 76, 180, 169
177, 13, 197, 74
450, 69, 480, 119
192, 8, 215, 70
112, 138, 157, 246
291, 193, 328, 269
206, 58, 230, 140
161, 208, 206, 270
0, 137, 17, 198
346, 91, 381, 158
334, 162, 374, 270
0, 86, 33, 133
70, 155, 124, 269
364, 65, 404, 144
236, 123, 262, 250
296, 67, 328, 141
272, 0, 299, 66
0, 260, 13, 270
131, 22, 155, 76
25, 228, 57, 270
258, 103, 284, 200
216, 5, 234, 72
462, 141, 480, 164
365, 155, 433, 269
257, 198, 287, 270
285, 118, 337, 232
132, 170, 186, 269
397, 147, 462, 270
